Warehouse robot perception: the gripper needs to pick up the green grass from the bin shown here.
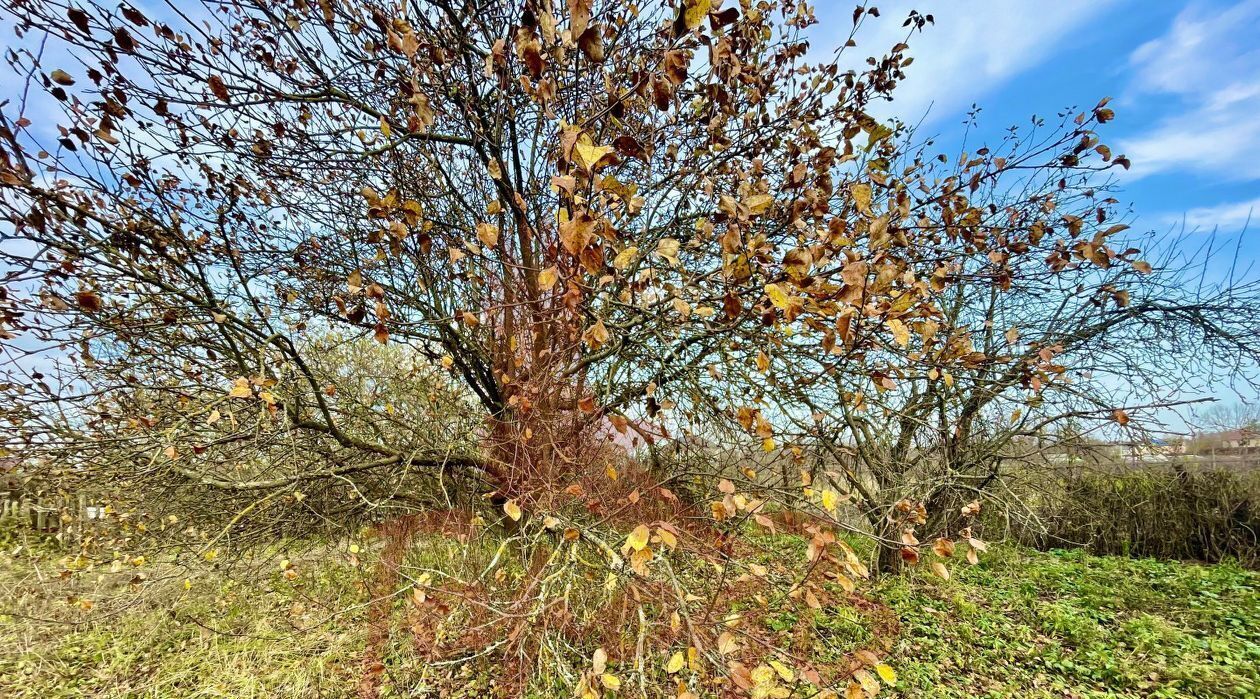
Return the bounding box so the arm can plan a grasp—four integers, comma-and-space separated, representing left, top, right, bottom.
1, 529, 1256, 698
878, 547, 1260, 698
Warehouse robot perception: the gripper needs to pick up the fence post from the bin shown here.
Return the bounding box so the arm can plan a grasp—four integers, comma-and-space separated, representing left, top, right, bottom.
78, 493, 87, 546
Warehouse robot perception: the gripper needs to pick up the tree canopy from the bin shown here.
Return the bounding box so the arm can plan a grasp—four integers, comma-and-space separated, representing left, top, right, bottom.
3, 1, 1258, 695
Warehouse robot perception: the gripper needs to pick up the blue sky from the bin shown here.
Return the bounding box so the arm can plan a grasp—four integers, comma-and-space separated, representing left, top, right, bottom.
816, 0, 1260, 271
810, 0, 1260, 428
1, 1, 1255, 431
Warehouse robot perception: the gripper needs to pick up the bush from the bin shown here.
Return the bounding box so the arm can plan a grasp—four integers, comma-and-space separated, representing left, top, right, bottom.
1006, 467, 1260, 567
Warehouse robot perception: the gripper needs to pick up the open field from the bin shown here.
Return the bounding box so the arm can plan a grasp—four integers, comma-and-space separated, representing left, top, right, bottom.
2, 529, 1256, 699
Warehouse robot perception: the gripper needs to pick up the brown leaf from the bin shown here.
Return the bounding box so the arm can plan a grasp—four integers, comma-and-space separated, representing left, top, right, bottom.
121, 6, 149, 27
208, 75, 230, 102
73, 291, 102, 312
567, 0, 592, 39
113, 27, 136, 52
67, 7, 91, 34
559, 212, 596, 255
612, 135, 648, 162
583, 318, 609, 349
577, 25, 604, 62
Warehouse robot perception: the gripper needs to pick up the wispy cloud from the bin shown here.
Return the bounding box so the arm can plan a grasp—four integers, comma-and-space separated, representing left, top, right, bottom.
1118, 0, 1260, 180
847, 0, 1119, 125
1162, 196, 1260, 232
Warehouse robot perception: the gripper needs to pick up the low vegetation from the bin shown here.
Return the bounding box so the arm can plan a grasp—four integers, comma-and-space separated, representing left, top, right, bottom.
1005, 467, 1260, 567
3, 524, 1255, 698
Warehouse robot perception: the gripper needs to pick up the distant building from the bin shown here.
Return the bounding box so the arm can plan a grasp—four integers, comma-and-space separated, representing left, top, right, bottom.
1186, 426, 1260, 459
1218, 428, 1260, 451
1124, 437, 1185, 460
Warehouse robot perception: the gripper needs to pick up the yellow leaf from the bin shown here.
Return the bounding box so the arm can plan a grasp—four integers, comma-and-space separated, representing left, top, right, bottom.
931, 561, 950, 581
538, 266, 558, 290
851, 183, 872, 216
575, 141, 615, 170
228, 378, 252, 399
744, 192, 773, 215
855, 669, 880, 695
762, 437, 776, 452
834, 573, 856, 593
629, 546, 653, 574
612, 246, 639, 270
769, 659, 795, 682
503, 500, 522, 521
887, 318, 910, 348
764, 283, 790, 311
476, 222, 499, 247
682, 0, 711, 30
625, 524, 650, 552
656, 238, 680, 266
656, 527, 678, 550
875, 663, 897, 685
717, 631, 738, 655
666, 651, 686, 674
600, 673, 621, 690
821, 489, 838, 512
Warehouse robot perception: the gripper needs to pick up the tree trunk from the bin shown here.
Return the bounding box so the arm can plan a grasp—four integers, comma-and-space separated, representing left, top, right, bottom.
876, 542, 904, 576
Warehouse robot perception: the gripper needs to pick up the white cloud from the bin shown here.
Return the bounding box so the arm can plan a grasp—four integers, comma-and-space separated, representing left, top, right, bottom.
1127, 0, 1260, 96
1118, 0, 1260, 180
1161, 196, 1260, 232
833, 0, 1119, 125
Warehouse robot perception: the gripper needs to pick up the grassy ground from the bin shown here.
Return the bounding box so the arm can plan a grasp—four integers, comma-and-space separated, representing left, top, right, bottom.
1, 530, 1256, 698
879, 546, 1259, 698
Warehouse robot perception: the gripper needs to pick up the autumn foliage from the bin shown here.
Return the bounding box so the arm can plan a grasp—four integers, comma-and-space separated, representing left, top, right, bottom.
3, 0, 1230, 696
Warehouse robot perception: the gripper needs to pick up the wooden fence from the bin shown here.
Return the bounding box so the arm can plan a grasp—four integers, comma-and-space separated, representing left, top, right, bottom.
1, 491, 100, 545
